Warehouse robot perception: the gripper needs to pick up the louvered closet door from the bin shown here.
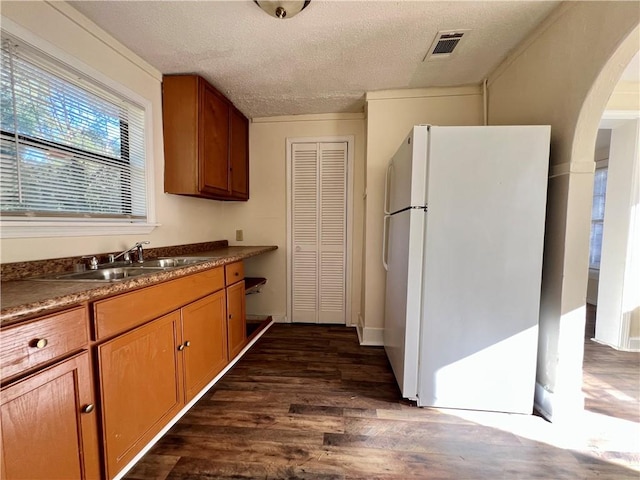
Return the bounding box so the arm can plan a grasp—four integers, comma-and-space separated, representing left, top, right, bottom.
291, 142, 347, 324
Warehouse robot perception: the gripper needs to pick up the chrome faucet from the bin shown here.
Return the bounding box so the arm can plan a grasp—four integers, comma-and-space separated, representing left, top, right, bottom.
109, 241, 150, 264
80, 255, 99, 270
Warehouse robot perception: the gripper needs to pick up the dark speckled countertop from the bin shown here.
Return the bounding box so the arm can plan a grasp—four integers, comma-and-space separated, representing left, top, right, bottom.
1, 245, 277, 327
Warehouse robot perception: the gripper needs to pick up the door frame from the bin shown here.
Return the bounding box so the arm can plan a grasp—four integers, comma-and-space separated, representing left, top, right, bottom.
285, 136, 355, 325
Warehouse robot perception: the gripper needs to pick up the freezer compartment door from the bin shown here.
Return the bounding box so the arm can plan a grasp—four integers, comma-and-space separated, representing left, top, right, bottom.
384, 208, 425, 399
387, 126, 429, 214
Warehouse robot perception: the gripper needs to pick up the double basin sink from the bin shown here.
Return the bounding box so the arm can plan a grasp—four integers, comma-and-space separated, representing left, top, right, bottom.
34, 257, 218, 283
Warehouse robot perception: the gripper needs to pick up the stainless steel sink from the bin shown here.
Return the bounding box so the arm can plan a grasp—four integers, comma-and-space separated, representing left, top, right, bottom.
31, 256, 219, 282
139, 257, 214, 268
33, 266, 169, 282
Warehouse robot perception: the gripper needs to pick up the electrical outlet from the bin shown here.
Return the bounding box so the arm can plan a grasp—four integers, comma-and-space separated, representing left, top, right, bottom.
235, 229, 243, 241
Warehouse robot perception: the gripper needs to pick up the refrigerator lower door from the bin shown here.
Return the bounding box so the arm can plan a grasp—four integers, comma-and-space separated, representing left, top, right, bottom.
384, 208, 425, 400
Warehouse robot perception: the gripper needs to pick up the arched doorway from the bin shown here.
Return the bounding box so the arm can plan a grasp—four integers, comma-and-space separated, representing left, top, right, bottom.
486, 2, 639, 422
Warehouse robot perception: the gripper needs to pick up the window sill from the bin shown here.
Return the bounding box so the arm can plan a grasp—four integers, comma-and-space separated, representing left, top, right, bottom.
0, 221, 160, 239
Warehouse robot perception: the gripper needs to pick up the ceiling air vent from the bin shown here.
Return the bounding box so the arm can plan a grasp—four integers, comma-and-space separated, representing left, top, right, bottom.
423, 30, 470, 62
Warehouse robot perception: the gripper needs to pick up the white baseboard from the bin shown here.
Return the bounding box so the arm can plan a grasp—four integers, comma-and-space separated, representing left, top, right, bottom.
357, 325, 384, 346
534, 382, 584, 423
628, 337, 640, 351
591, 336, 640, 352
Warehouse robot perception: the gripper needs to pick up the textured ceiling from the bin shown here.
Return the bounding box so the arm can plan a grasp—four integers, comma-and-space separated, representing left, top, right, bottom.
69, 0, 561, 118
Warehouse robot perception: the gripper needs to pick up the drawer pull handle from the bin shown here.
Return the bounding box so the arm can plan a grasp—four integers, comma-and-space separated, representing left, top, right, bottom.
184, 341, 191, 347
33, 338, 48, 349
235, 272, 239, 276
82, 404, 95, 414
177, 344, 185, 351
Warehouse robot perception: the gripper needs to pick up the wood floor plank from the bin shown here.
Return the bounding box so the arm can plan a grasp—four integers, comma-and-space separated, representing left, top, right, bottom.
166, 455, 346, 480
123, 454, 180, 480
124, 319, 640, 480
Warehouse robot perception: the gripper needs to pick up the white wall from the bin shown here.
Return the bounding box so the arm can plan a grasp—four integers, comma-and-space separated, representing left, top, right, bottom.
487, 1, 639, 420
360, 87, 484, 343
596, 119, 640, 350
230, 113, 366, 323
0, 1, 228, 263
587, 79, 639, 305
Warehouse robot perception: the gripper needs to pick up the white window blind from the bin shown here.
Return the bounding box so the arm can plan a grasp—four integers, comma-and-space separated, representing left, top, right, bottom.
0, 33, 147, 221
589, 167, 608, 269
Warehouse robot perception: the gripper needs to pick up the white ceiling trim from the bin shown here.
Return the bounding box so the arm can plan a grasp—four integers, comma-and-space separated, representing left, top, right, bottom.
252, 112, 366, 123
49, 1, 162, 81
366, 85, 482, 101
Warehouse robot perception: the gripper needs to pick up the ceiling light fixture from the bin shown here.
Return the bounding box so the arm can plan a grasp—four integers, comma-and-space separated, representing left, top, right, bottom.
254, 1, 310, 19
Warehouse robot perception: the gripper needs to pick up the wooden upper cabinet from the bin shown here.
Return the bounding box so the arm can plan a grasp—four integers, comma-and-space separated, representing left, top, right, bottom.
200, 82, 230, 196
230, 106, 249, 200
163, 74, 249, 201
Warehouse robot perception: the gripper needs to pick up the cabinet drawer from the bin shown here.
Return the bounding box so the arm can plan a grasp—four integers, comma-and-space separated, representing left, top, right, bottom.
225, 261, 244, 285
94, 267, 224, 340
0, 306, 88, 381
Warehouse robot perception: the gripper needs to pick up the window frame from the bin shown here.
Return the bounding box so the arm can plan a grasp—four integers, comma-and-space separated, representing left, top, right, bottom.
589, 161, 608, 270
0, 18, 157, 239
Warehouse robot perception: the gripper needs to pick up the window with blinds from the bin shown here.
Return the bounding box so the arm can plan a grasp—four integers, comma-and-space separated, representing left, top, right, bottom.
0, 33, 147, 222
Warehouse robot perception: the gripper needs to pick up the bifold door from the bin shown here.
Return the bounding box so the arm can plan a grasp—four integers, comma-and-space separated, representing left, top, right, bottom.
291, 142, 347, 324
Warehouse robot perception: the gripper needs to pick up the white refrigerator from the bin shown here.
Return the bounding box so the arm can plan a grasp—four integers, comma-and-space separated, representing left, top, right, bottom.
383, 125, 550, 414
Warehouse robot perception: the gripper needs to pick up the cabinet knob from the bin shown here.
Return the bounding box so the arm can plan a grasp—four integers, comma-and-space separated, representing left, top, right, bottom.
184, 341, 191, 347
235, 272, 239, 276
229, 314, 233, 319
81, 404, 95, 414
177, 344, 185, 351
32, 338, 48, 349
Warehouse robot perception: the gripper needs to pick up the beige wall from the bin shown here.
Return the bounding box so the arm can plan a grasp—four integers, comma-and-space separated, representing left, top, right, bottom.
487, 1, 640, 419
0, 1, 228, 263
360, 87, 483, 342
606, 81, 640, 111
232, 114, 366, 323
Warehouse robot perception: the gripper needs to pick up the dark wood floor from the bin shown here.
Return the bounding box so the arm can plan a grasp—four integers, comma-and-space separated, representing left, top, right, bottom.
124, 320, 640, 480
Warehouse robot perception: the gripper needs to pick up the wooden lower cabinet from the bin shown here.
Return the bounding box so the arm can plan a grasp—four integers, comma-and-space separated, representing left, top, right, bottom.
98, 291, 230, 478
98, 311, 183, 479
0, 352, 100, 480
182, 290, 228, 402
227, 280, 246, 359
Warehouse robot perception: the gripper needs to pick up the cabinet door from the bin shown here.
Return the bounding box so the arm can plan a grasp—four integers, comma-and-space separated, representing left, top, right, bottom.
1, 352, 100, 480
199, 81, 230, 196
227, 280, 247, 359
230, 107, 249, 200
98, 311, 183, 479
181, 290, 228, 403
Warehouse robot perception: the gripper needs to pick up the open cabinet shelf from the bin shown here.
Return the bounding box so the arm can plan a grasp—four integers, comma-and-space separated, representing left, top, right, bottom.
245, 277, 267, 295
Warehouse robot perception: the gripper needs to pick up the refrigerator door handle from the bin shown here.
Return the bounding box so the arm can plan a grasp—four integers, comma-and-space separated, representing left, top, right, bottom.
383, 162, 393, 215
382, 214, 391, 271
